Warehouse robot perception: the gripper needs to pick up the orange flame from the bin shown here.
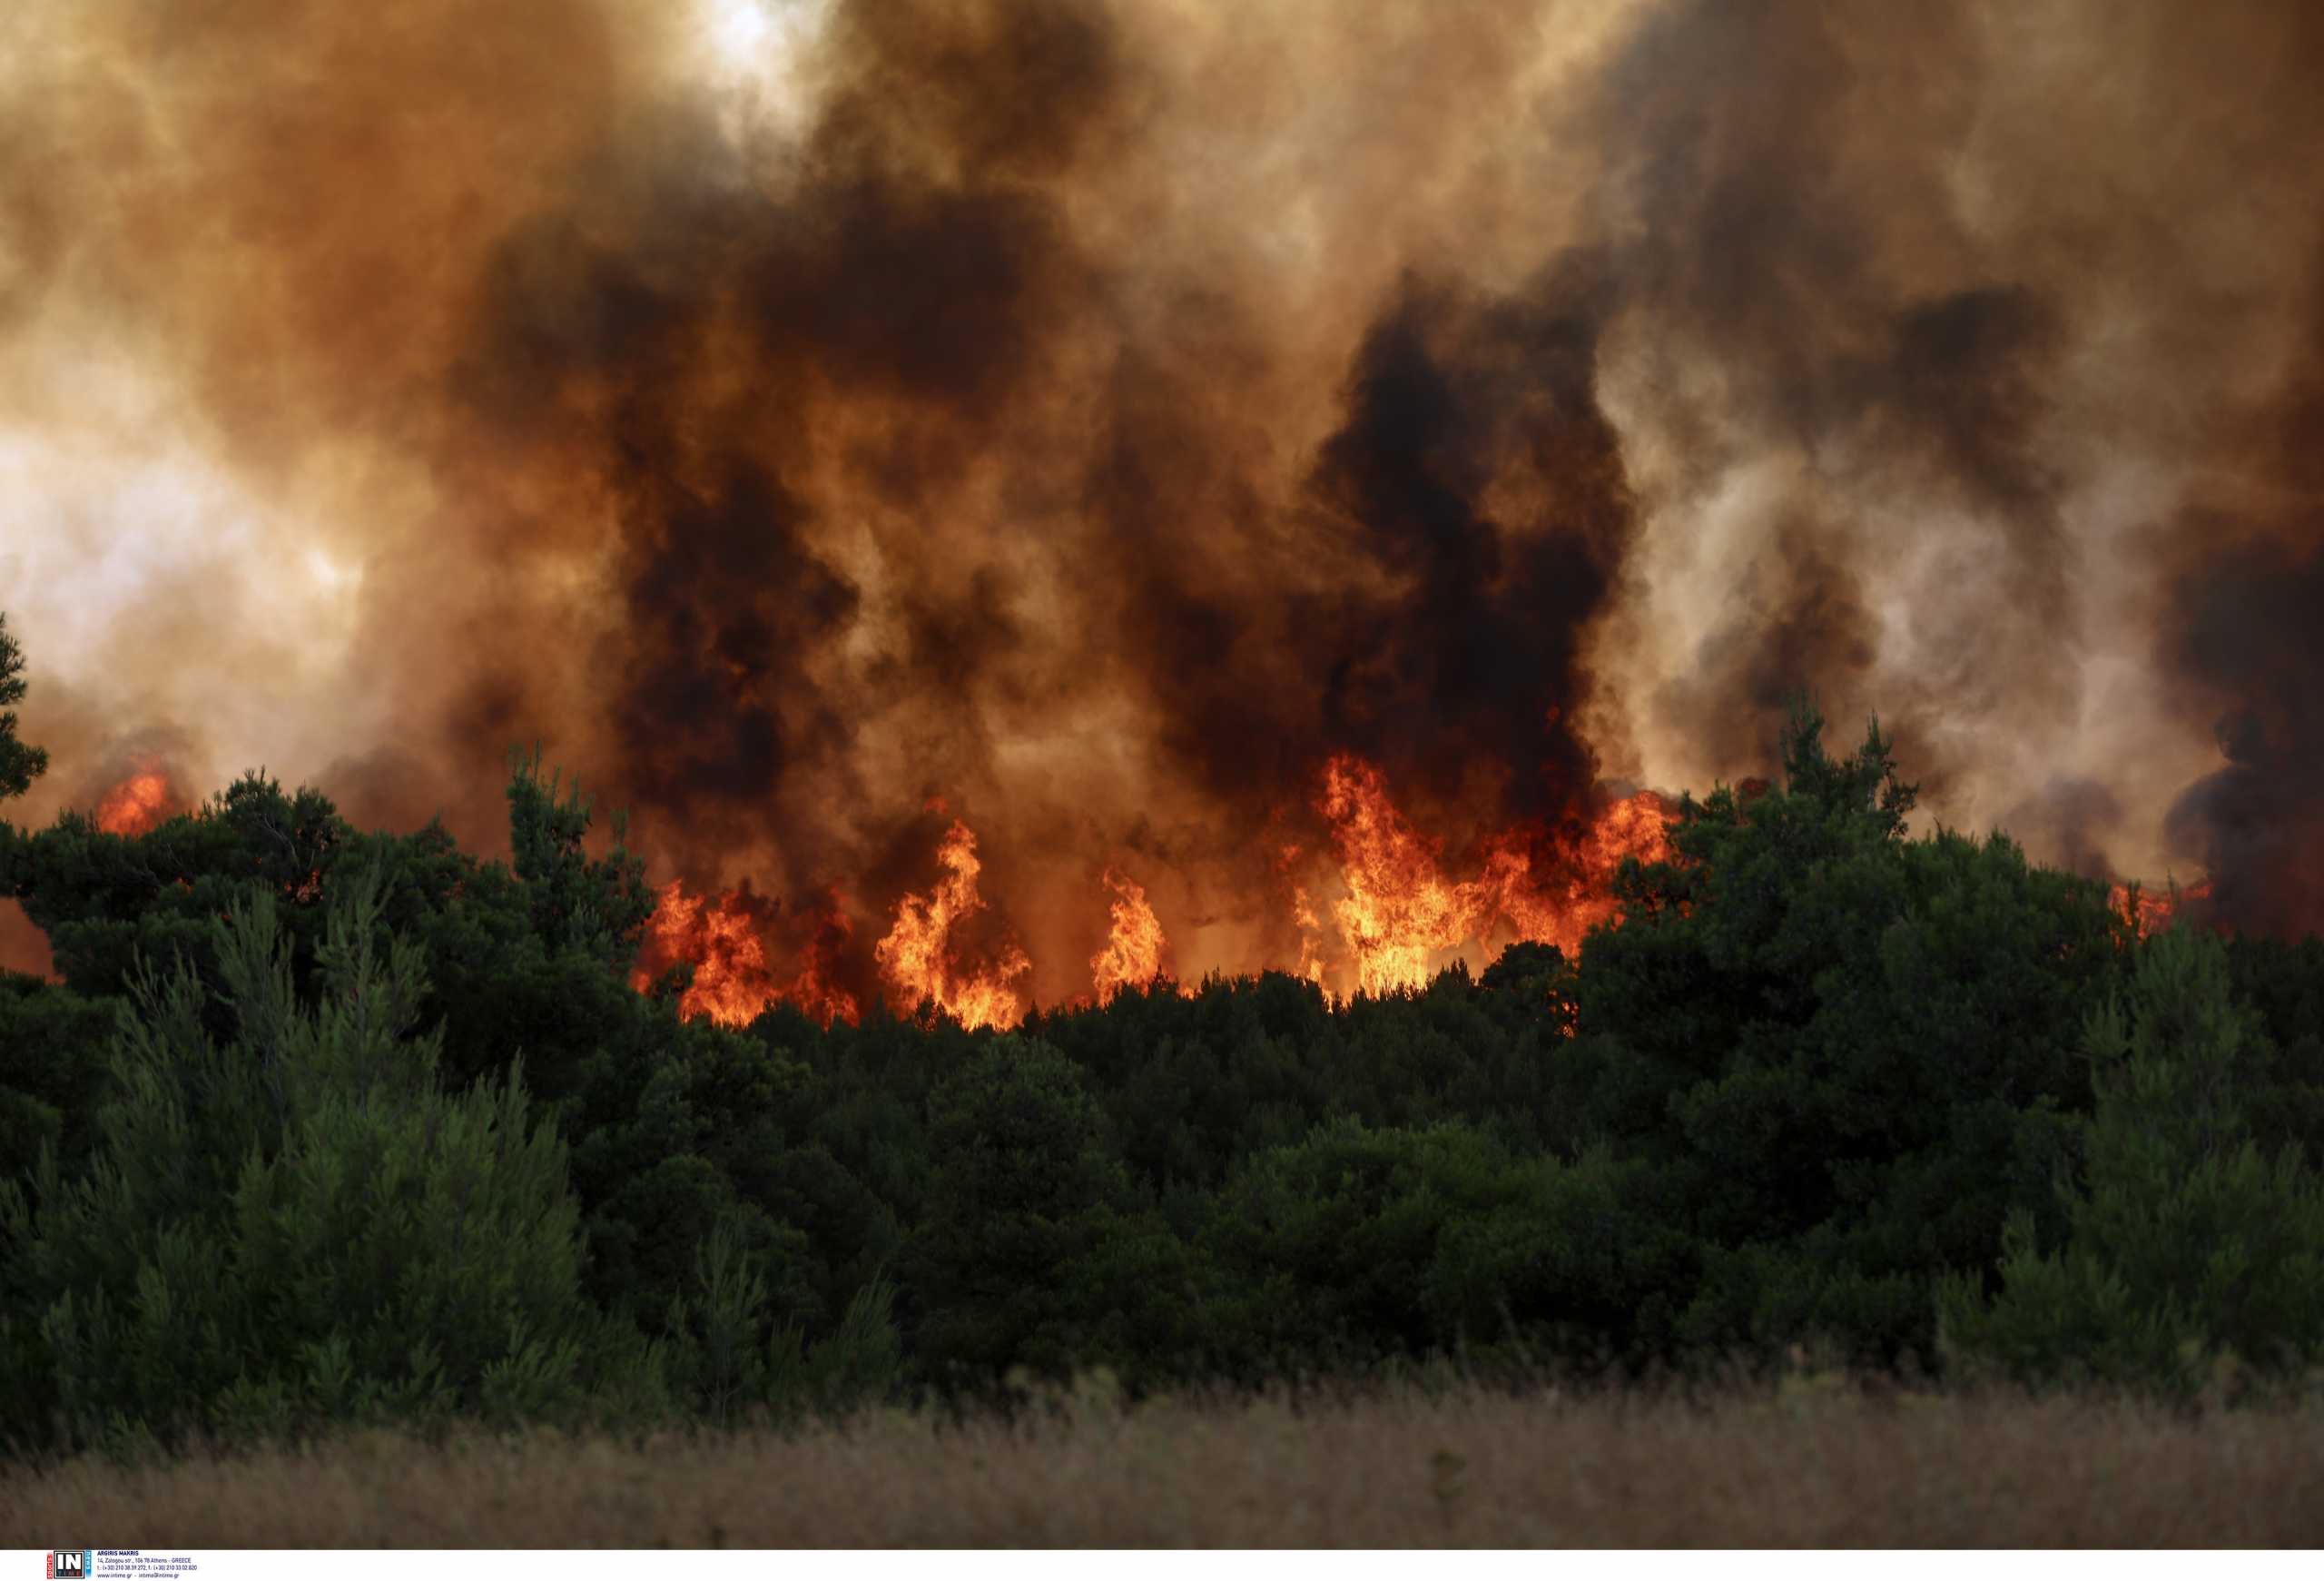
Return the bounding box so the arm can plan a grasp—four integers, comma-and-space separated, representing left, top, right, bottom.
633, 880, 859, 1028
94, 769, 179, 836
1275, 838, 1331, 987
2110, 877, 2214, 940
874, 819, 1029, 1029
619, 773, 1672, 1027
1319, 756, 1476, 995
1090, 867, 1169, 1003
1290, 884, 1330, 987
786, 888, 862, 1025
1315, 755, 1674, 995
1477, 790, 1676, 961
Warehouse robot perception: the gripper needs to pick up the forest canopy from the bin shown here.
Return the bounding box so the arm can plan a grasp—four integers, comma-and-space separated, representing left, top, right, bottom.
2, 613, 2320, 1458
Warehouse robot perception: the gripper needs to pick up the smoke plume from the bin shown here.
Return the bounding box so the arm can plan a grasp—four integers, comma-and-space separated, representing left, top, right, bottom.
4, 0, 2321, 1000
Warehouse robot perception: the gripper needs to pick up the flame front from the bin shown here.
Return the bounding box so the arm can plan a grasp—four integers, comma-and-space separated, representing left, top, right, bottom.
874, 819, 1030, 1030
1090, 868, 1169, 1003
625, 771, 1676, 1028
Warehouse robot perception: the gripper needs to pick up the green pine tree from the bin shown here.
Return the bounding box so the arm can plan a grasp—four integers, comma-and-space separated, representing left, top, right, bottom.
0, 611, 47, 805
0, 867, 640, 1454
1939, 924, 2324, 1395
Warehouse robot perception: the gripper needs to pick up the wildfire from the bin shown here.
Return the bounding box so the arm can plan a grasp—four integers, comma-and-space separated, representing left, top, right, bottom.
632, 880, 858, 1028
610, 777, 2224, 1032
2110, 878, 2214, 940
873, 818, 1030, 1030
1090, 868, 1169, 1003
1476, 789, 1676, 961
1275, 839, 1332, 987
1290, 884, 1330, 987
1314, 754, 1675, 996
623, 767, 1674, 1029
94, 769, 179, 836
1319, 756, 1478, 996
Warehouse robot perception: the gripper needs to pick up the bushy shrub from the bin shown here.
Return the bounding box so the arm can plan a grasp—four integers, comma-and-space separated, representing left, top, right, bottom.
659, 1215, 901, 1427
1939, 925, 2324, 1396
0, 872, 640, 1454
1202, 1118, 1689, 1373
905, 1037, 1202, 1388
1568, 703, 2124, 1362
0, 973, 112, 1177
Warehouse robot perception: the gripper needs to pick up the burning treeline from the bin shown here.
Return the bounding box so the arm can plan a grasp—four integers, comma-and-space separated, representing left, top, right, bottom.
5, 2, 2323, 1014
633, 781, 1673, 1028
54, 736, 2189, 1032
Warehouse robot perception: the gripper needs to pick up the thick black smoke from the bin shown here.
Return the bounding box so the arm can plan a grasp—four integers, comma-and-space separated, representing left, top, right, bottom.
2162, 535, 2324, 936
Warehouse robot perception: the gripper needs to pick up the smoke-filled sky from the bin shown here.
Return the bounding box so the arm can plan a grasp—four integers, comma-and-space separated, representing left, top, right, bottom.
4, 0, 2321, 998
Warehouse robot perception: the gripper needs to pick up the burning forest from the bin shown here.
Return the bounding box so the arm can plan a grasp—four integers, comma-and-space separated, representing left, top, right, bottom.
12, 2, 2324, 1501
4, 0, 2322, 1019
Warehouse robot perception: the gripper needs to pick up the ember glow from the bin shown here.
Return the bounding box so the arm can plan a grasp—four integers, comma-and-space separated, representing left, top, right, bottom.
2111, 879, 2218, 943
94, 770, 179, 837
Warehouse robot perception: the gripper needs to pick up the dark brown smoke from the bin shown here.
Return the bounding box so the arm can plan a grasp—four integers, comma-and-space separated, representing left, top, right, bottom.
5, 0, 2324, 997
2155, 273, 2324, 937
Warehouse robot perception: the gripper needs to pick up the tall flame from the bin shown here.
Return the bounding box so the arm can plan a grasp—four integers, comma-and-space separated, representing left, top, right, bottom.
1090, 867, 1169, 1003
874, 819, 1030, 1030
1319, 756, 1477, 996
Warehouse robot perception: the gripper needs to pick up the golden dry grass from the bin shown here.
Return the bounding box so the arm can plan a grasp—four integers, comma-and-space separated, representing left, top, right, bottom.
5, 1380, 2322, 1546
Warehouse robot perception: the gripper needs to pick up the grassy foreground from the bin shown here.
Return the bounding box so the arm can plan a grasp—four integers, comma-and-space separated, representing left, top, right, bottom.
6, 1380, 2324, 1546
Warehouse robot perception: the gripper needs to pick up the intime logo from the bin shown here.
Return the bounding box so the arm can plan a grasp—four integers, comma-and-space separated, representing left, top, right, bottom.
46, 1555, 91, 1580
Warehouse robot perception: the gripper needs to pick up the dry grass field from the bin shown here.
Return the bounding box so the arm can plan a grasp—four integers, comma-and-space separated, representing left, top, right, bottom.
7, 1378, 2323, 1546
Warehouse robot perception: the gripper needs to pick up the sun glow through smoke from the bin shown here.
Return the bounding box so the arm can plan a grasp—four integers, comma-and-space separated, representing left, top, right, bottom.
703, 0, 772, 64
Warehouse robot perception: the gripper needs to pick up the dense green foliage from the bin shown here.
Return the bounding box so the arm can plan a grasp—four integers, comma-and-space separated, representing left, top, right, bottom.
0, 612, 47, 802
2, 875, 617, 1450
1556, 713, 2122, 1364
3, 613, 2320, 1455
1940, 925, 2324, 1395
